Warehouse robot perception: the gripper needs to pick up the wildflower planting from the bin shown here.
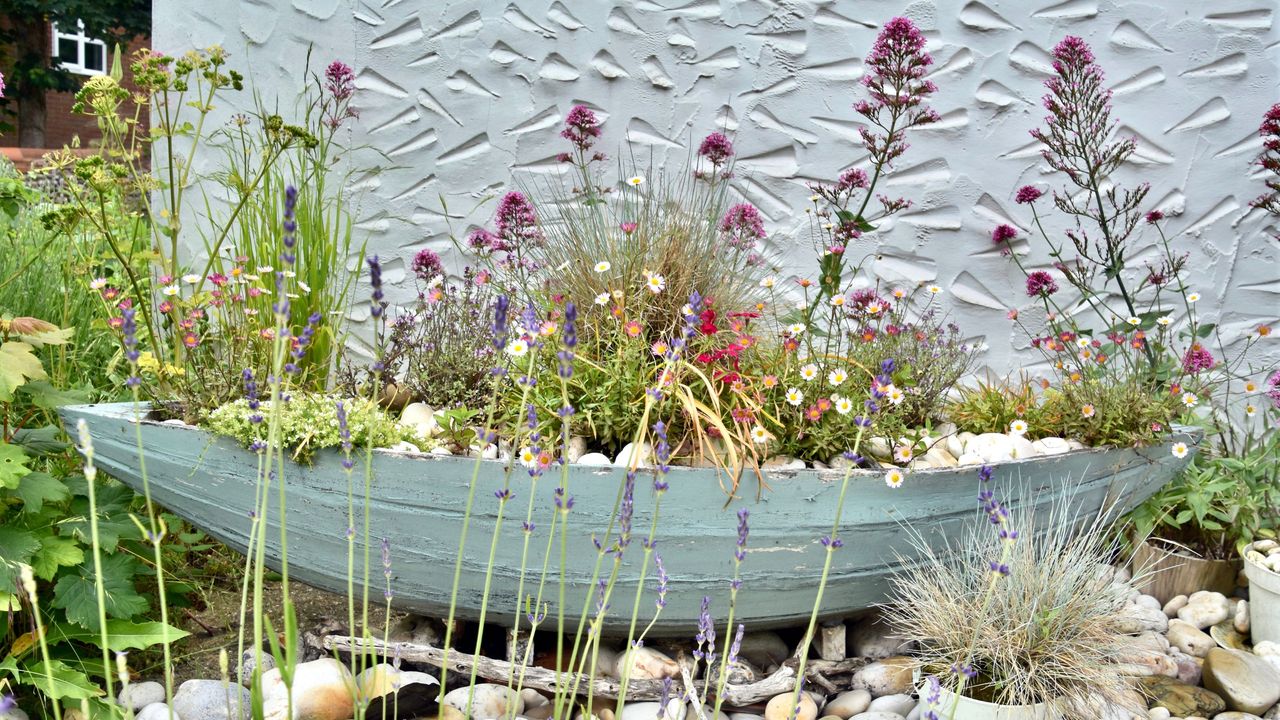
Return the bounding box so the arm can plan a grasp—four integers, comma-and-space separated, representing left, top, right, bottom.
0, 9, 1277, 720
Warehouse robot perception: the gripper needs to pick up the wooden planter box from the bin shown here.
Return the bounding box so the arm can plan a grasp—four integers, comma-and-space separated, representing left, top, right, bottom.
61, 402, 1199, 635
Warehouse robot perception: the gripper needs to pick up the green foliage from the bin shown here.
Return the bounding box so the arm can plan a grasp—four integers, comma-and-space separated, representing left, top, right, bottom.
205, 393, 416, 461
1128, 432, 1280, 558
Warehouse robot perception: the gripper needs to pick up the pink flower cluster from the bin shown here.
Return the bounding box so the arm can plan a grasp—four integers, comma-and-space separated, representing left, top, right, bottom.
561, 104, 602, 153
1268, 370, 1280, 410
698, 132, 734, 168
1181, 344, 1216, 374
719, 203, 767, 266
412, 248, 444, 282
854, 16, 940, 165
1025, 270, 1058, 298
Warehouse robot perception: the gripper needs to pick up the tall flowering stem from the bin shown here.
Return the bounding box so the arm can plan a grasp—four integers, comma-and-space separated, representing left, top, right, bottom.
1251, 103, 1280, 223
711, 508, 750, 719
806, 17, 938, 319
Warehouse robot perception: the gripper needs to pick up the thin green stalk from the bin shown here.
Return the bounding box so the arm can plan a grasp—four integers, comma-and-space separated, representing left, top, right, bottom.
74, 422, 115, 705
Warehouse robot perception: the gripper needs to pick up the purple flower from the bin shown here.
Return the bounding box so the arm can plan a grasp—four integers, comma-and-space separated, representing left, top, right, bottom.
617, 471, 637, 554
1050, 35, 1095, 72
412, 248, 444, 281
1015, 185, 1043, 204
693, 596, 716, 662
1145, 210, 1165, 224
1181, 344, 1215, 374
1267, 370, 1280, 409
836, 167, 870, 192
494, 191, 542, 245
325, 61, 356, 101
244, 369, 263, 424
698, 131, 734, 167
558, 302, 577, 379
720, 203, 766, 253
734, 509, 750, 562
492, 295, 509, 351
1025, 270, 1059, 298
991, 224, 1018, 246
367, 255, 384, 318
561, 104, 602, 152
652, 420, 671, 481
855, 17, 939, 164
281, 185, 298, 267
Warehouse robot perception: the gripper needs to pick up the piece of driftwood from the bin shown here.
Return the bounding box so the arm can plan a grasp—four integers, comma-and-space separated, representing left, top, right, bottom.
323, 635, 865, 706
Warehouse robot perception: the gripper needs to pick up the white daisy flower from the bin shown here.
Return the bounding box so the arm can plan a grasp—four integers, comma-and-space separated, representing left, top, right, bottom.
1181, 392, 1198, 408
161, 285, 180, 297
750, 425, 771, 444
787, 323, 806, 336
627, 176, 645, 186
760, 276, 776, 289
595, 261, 611, 273
828, 368, 848, 386
1126, 317, 1141, 326
297, 281, 311, 293
90, 278, 108, 290
886, 385, 905, 405
831, 295, 846, 307
1171, 442, 1188, 459
518, 447, 538, 469
1186, 292, 1200, 303
645, 272, 666, 294
833, 395, 853, 415
182, 274, 201, 284
1009, 419, 1028, 435
594, 292, 610, 306
1157, 316, 1173, 326
505, 338, 530, 357
893, 445, 913, 463
1245, 405, 1257, 417
884, 468, 906, 489
257, 265, 274, 274
799, 364, 819, 382
785, 388, 804, 406
926, 285, 942, 295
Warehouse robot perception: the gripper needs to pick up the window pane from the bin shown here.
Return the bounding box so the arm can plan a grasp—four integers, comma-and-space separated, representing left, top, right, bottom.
84, 43, 104, 71
58, 37, 79, 63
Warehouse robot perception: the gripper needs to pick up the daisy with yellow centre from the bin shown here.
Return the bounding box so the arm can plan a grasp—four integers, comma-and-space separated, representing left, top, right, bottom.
505, 338, 530, 357
1126, 317, 1140, 326
1245, 381, 1257, 393
833, 395, 854, 415
182, 273, 201, 284
1009, 419, 1028, 435
799, 364, 819, 382
926, 285, 942, 295
831, 295, 846, 307
1077, 338, 1091, 348
90, 278, 107, 290
892, 288, 906, 299
760, 276, 776, 289
1246, 405, 1257, 417
595, 261, 611, 273
1186, 292, 1200, 303
651, 341, 669, 356
762, 374, 779, 389
644, 271, 666, 294
828, 367, 848, 386
624, 321, 643, 337
787, 323, 806, 336
1171, 442, 1189, 459
886, 385, 905, 405
518, 447, 538, 469
785, 388, 804, 406
540, 321, 558, 337
594, 292, 610, 305
627, 176, 645, 186
750, 425, 771, 444
809, 194, 820, 202
1181, 392, 1198, 408
1081, 404, 1096, 418
1157, 316, 1173, 326
893, 445, 913, 463
867, 302, 883, 314
884, 468, 906, 489
162, 285, 180, 297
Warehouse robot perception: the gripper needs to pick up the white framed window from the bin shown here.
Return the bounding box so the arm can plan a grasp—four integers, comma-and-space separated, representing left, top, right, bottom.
51, 21, 107, 76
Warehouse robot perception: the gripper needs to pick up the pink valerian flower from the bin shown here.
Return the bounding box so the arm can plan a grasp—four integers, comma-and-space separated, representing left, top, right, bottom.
991, 224, 1018, 247
1250, 103, 1280, 217
468, 227, 503, 255
1145, 210, 1164, 224
1267, 370, 1280, 409
412, 248, 445, 281
325, 61, 356, 101
836, 168, 870, 192
1015, 185, 1043, 204
494, 191, 542, 244
719, 203, 766, 264
1026, 270, 1059, 298
561, 104, 603, 153
854, 17, 940, 167
697, 131, 734, 168
1181, 344, 1216, 374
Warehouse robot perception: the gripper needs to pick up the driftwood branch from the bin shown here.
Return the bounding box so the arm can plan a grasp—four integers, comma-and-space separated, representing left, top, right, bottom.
323, 635, 866, 706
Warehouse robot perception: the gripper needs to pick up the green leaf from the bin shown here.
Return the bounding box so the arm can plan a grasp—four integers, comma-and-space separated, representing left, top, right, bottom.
31, 535, 84, 580
1195, 323, 1216, 339
52, 553, 148, 630
0, 526, 41, 569
10, 425, 70, 455
0, 341, 48, 401
20, 659, 102, 700
0, 442, 33, 489
21, 380, 91, 410
46, 619, 189, 652
13, 472, 70, 514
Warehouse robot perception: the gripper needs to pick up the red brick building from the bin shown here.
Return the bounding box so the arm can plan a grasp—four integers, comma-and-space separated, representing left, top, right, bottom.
1, 19, 149, 166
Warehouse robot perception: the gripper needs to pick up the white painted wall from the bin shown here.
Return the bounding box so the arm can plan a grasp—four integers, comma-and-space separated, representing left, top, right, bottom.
154, 0, 1280, 374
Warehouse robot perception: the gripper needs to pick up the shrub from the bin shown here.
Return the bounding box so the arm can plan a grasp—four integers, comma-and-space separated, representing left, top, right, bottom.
205, 392, 413, 461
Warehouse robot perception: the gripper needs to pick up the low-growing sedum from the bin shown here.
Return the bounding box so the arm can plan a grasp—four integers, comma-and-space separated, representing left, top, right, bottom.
206, 393, 415, 461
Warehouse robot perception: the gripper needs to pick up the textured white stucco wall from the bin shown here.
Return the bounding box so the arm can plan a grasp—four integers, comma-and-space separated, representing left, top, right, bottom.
154, 0, 1280, 375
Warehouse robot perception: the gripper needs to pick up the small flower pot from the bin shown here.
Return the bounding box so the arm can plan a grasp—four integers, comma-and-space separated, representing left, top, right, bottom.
915, 683, 1057, 720
1243, 543, 1280, 645
1132, 538, 1240, 605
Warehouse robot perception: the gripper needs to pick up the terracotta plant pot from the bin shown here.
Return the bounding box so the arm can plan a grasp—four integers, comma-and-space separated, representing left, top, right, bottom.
1132, 538, 1240, 605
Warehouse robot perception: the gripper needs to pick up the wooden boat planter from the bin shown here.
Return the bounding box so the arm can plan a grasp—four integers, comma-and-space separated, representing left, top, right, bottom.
62, 402, 1199, 635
